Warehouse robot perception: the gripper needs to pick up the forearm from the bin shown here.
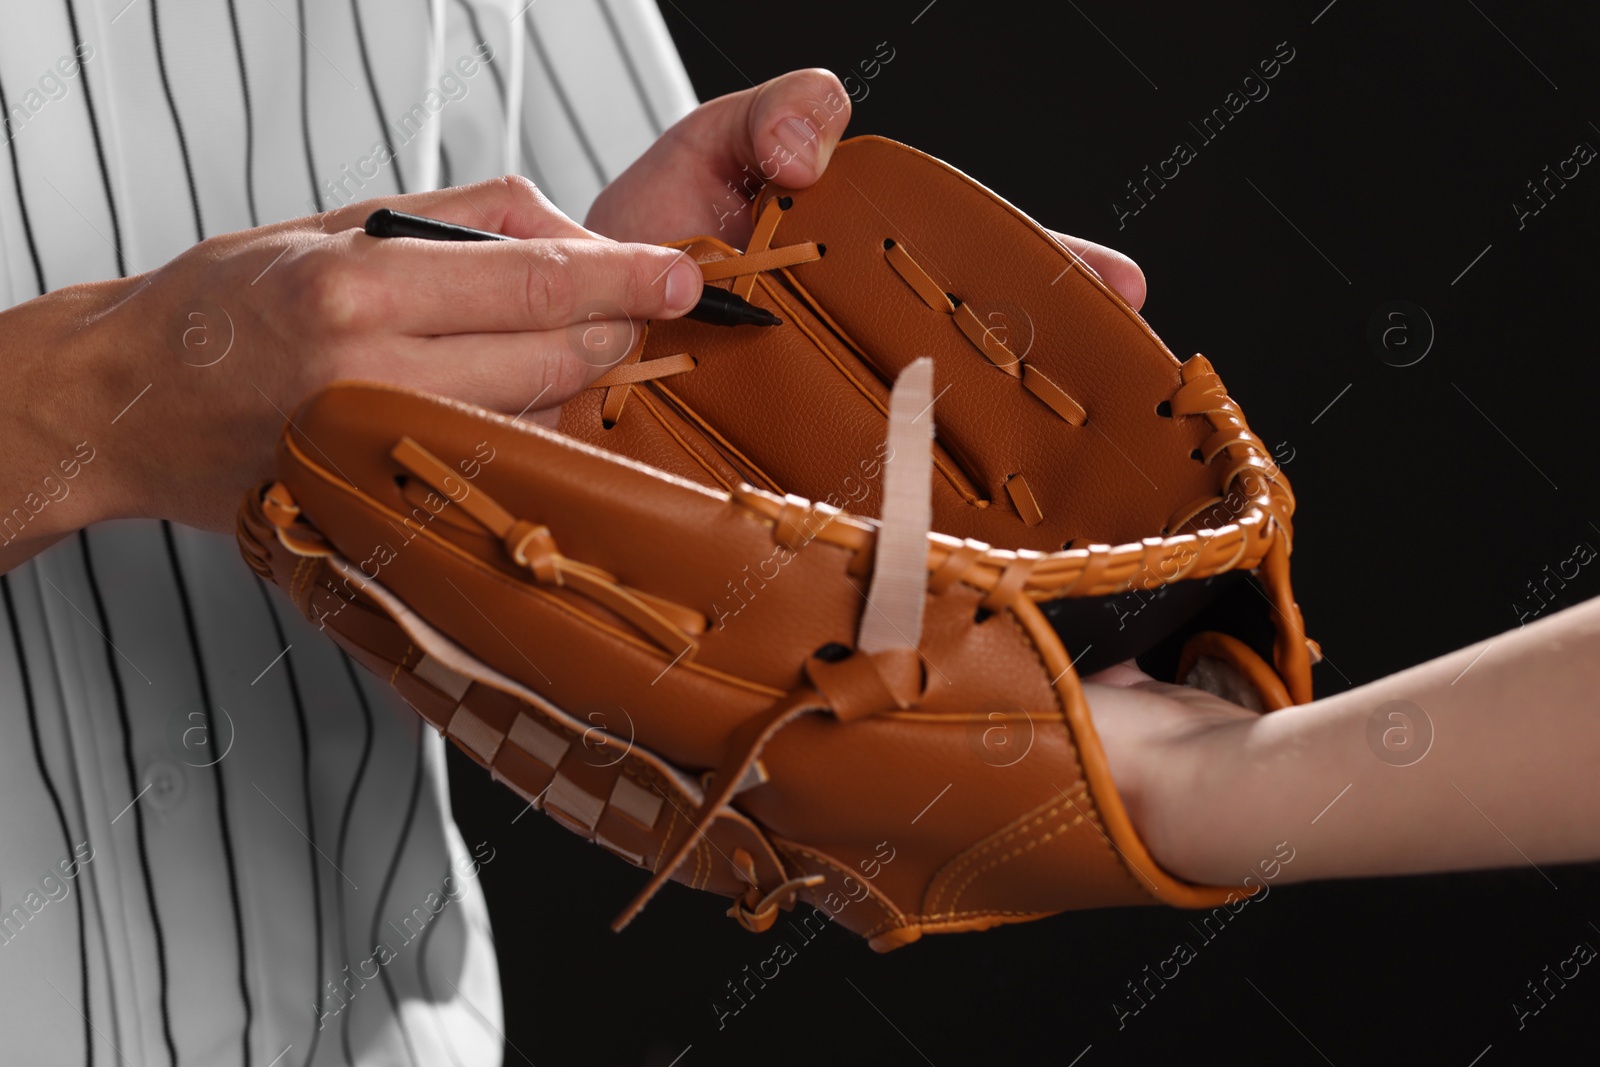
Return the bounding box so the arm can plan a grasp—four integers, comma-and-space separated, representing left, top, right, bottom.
1154, 597, 1600, 885
0, 279, 138, 572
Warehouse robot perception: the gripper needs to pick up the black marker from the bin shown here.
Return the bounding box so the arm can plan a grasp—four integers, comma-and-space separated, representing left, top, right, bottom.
364, 208, 781, 328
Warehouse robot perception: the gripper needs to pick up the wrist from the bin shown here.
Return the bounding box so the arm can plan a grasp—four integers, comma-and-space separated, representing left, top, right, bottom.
1135, 711, 1269, 886
67, 275, 165, 524
0, 278, 143, 550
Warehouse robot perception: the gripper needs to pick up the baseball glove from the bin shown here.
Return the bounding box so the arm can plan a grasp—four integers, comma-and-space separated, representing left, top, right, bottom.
238, 135, 1314, 951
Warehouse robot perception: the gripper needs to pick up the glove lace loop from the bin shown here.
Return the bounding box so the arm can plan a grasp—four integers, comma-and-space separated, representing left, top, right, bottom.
728, 870, 827, 933
1163, 359, 1296, 548
388, 436, 706, 658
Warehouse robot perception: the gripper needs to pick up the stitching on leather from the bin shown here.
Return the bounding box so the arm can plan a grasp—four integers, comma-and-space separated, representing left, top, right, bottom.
1047, 693, 1149, 899
1018, 618, 1149, 900
907, 620, 1126, 901
653, 803, 680, 874
388, 643, 413, 687
1052, 739, 1147, 899
943, 809, 1091, 916
1062, 780, 1147, 899
860, 914, 911, 940
925, 785, 1086, 915
779, 841, 903, 928
861, 909, 1054, 941
291, 555, 317, 609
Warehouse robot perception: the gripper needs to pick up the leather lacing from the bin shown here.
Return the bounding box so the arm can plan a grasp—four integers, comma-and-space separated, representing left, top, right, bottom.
585, 193, 1094, 540
880, 237, 1088, 427
385, 435, 876, 934
576, 194, 1305, 925
586, 196, 823, 426
274, 188, 1309, 931
725, 846, 825, 933
388, 436, 708, 661
583, 194, 1094, 435
1162, 361, 1295, 546
613, 360, 939, 934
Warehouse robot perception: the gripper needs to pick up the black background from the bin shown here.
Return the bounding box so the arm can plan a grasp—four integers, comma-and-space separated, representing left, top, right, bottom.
449, 2, 1600, 1063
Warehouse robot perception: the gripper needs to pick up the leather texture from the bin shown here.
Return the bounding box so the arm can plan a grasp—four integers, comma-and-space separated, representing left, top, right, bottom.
237, 136, 1314, 950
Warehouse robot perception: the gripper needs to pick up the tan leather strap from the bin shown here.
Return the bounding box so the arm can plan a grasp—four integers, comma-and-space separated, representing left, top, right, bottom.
882, 238, 1085, 431
727, 869, 827, 933
1167, 358, 1294, 545
1020, 364, 1088, 426
926, 540, 984, 594
590, 352, 695, 389
615, 361, 942, 930
1259, 535, 1313, 705
699, 196, 821, 298
980, 553, 1041, 614
592, 350, 695, 425
613, 685, 829, 932
390, 436, 705, 659
879, 236, 1086, 528
262, 481, 302, 527
614, 647, 924, 933
774, 493, 837, 551
883, 239, 953, 312
1165, 356, 1308, 701
589, 205, 820, 423
697, 243, 821, 285
952, 301, 1020, 374
731, 482, 1282, 606
1175, 631, 1293, 712
805, 647, 921, 721
857, 358, 935, 659
1003, 473, 1044, 527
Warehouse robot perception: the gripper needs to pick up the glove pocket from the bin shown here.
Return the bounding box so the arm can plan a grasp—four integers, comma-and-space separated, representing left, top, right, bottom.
560, 249, 985, 522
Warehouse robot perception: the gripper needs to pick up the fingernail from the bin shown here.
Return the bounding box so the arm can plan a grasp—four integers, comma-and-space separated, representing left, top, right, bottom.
776, 116, 821, 173
664, 258, 702, 314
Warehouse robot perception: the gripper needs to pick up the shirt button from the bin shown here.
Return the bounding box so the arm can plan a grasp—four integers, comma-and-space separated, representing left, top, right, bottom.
143, 761, 187, 813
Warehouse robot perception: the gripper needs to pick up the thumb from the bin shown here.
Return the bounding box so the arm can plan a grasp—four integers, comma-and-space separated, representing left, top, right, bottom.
748, 68, 853, 187
689, 68, 852, 193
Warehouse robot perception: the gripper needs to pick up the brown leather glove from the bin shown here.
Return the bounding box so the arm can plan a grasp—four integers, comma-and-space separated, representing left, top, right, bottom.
238, 136, 1313, 951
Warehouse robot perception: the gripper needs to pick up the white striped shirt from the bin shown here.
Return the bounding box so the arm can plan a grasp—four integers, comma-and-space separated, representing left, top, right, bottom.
0, 2, 697, 1064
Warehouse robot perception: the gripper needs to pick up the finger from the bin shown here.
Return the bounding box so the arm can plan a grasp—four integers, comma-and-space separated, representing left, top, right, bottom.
337, 234, 703, 334
746, 68, 853, 188
1047, 229, 1147, 311
380, 319, 640, 412
311, 176, 594, 241
675, 68, 852, 200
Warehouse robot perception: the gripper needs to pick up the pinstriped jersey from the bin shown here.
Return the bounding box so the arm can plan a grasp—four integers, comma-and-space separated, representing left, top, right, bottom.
0, 2, 698, 1063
